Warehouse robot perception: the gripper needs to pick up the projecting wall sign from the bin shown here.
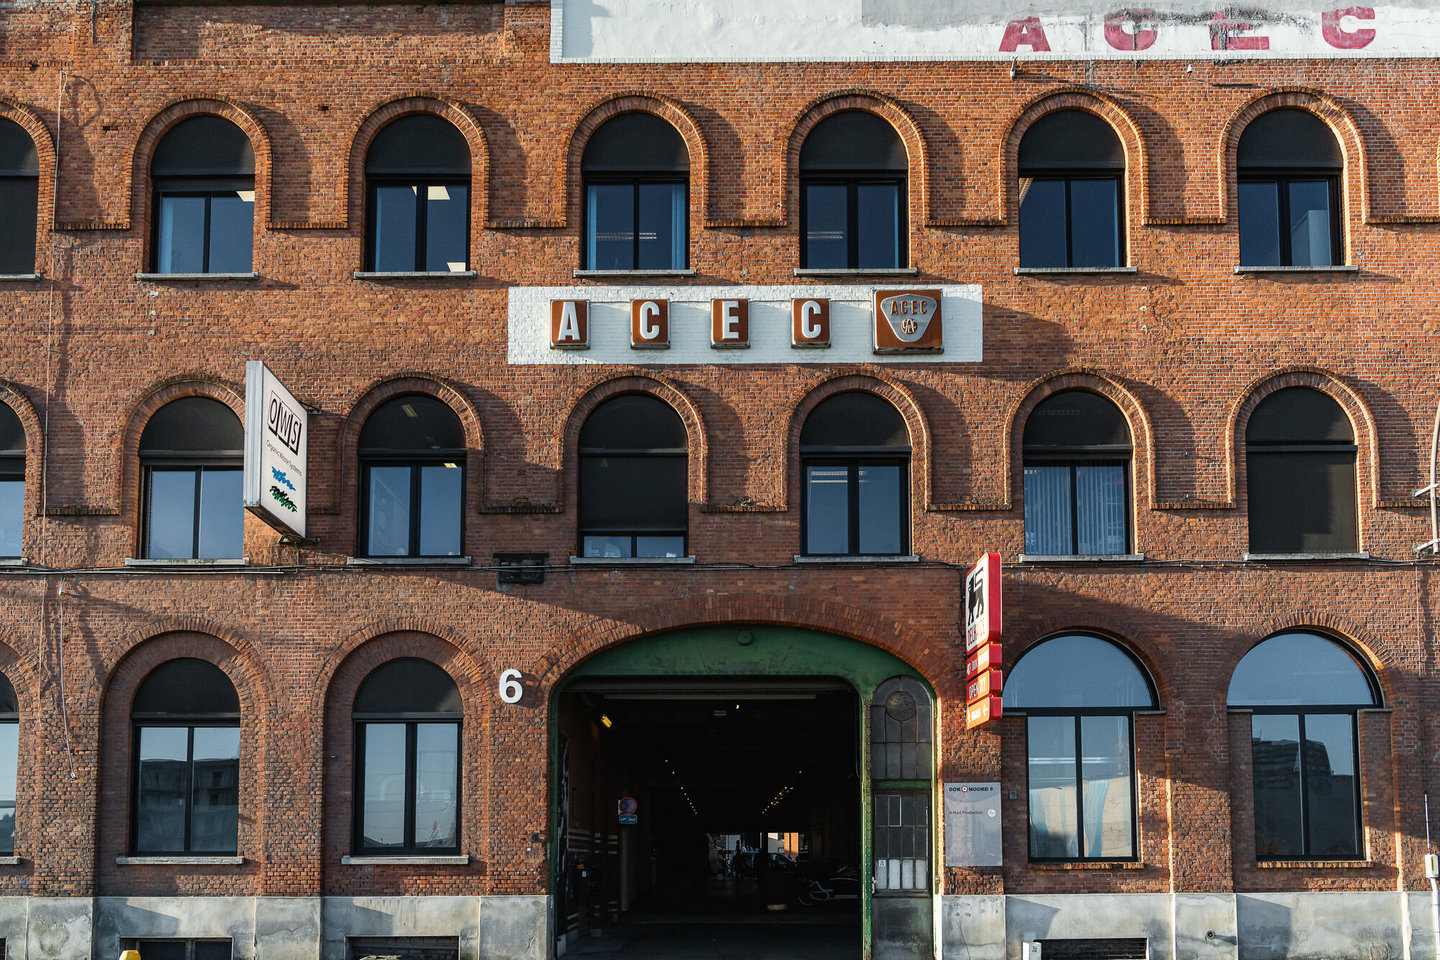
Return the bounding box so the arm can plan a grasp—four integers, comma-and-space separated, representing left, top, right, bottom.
507, 284, 982, 365
553, 1, 1429, 62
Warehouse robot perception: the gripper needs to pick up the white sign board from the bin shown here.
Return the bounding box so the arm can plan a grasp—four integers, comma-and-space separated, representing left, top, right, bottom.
944, 781, 1002, 867
243, 361, 308, 539
554, 1, 1435, 62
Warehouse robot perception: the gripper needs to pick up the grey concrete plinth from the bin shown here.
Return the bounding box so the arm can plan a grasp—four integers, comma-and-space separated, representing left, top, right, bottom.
477, 895, 548, 960
1173, 894, 1237, 960
96, 896, 257, 960
940, 895, 1005, 960
1406, 892, 1438, 960
1005, 894, 1173, 960
873, 896, 935, 960
23, 898, 93, 960
256, 897, 323, 960
320, 896, 481, 960
1236, 892, 1403, 960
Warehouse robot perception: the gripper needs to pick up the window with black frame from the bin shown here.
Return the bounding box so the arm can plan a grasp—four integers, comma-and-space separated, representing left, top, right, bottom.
582, 113, 688, 271
353, 659, 461, 855
1228, 631, 1378, 860
578, 394, 687, 559
124, 940, 232, 960
1019, 110, 1124, 269
800, 112, 907, 270
359, 395, 465, 559
150, 116, 254, 275
870, 676, 932, 894
0, 118, 38, 276
1246, 387, 1357, 554
0, 404, 23, 560
0, 672, 18, 856
139, 397, 244, 560
1238, 109, 1342, 267
131, 659, 240, 855
365, 115, 470, 274
801, 392, 909, 556
1002, 634, 1156, 861
1023, 390, 1132, 556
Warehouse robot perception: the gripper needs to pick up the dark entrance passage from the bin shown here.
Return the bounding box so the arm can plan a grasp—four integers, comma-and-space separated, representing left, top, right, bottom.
555, 678, 862, 958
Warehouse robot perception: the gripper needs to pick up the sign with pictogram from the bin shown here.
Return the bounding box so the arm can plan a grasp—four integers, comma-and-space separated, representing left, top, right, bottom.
964, 553, 1003, 730
618, 796, 638, 825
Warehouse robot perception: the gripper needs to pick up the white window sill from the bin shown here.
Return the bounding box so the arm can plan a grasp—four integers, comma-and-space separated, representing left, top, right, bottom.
792, 267, 919, 277
135, 272, 259, 281
1233, 264, 1359, 274
1018, 553, 1146, 563
1014, 266, 1137, 275
569, 555, 695, 565
352, 270, 476, 279
116, 856, 244, 865
0, 559, 29, 568
0, 857, 20, 865
341, 855, 470, 865
794, 554, 920, 564
572, 269, 697, 278
0, 274, 41, 282
124, 557, 249, 568
1243, 552, 1370, 561
346, 556, 472, 566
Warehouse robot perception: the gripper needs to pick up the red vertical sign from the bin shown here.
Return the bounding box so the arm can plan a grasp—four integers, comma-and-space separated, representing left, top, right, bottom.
964, 553, 1003, 729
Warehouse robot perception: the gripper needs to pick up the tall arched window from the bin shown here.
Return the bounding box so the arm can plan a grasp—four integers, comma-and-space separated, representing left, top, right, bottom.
1238, 109, 1342, 267
353, 659, 461, 855
1003, 634, 1156, 861
1228, 632, 1378, 859
578, 395, 687, 558
1023, 390, 1132, 556
365, 115, 470, 273
0, 118, 38, 276
1018, 110, 1124, 269
799, 112, 907, 270
131, 659, 240, 855
870, 677, 932, 893
582, 113, 688, 271
1246, 387, 1357, 555
359, 395, 465, 558
139, 398, 244, 560
0, 672, 17, 856
0, 403, 24, 560
150, 116, 255, 275
800, 392, 909, 556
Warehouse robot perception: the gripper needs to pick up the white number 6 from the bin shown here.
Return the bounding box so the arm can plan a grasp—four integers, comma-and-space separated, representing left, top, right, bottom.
498, 668, 524, 704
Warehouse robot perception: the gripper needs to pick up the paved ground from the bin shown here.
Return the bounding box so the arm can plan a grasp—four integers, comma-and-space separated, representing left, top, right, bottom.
565, 915, 861, 959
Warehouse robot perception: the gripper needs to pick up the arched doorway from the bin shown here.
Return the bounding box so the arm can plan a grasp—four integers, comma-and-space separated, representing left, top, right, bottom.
551, 625, 936, 960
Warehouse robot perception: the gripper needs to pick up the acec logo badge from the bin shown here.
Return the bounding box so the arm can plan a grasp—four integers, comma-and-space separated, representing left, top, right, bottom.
873, 289, 944, 353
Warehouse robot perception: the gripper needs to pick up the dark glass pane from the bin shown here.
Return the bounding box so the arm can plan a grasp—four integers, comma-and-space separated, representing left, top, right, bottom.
1069, 179, 1120, 268
136, 726, 189, 852
804, 464, 849, 555
355, 659, 462, 715
348, 938, 461, 960
157, 195, 207, 274
418, 464, 462, 557
1303, 713, 1359, 857
134, 659, 240, 716
141, 397, 243, 453
1019, 111, 1124, 170
0, 404, 23, 455
134, 942, 189, 960
801, 392, 908, 449
424, 184, 468, 272
1239, 180, 1281, 266
1024, 391, 1131, 449
195, 942, 235, 960
361, 722, 407, 848
153, 117, 254, 177
1075, 464, 1127, 555
580, 395, 686, 451
1247, 451, 1356, 553
0, 119, 39, 175
0, 673, 16, 715
804, 183, 848, 268
635, 535, 685, 558
1004, 635, 1155, 710
579, 455, 686, 530
856, 183, 899, 269
360, 395, 465, 453
147, 469, 198, 559
365, 465, 412, 557
373, 186, 419, 272
207, 192, 253, 273
1251, 714, 1304, 857
800, 112, 906, 172
0, 178, 38, 274
587, 183, 635, 270
1028, 716, 1079, 858
582, 536, 631, 559
1024, 465, 1072, 555
1228, 632, 1376, 707
1080, 715, 1133, 858
582, 113, 688, 173
637, 182, 685, 270
367, 115, 470, 176
1019, 179, 1067, 268
413, 723, 459, 848
1287, 179, 1333, 267
1248, 388, 1352, 443
0, 477, 22, 557
1238, 110, 1341, 169
857, 463, 902, 554
197, 467, 243, 559
0, 722, 17, 855
190, 726, 239, 853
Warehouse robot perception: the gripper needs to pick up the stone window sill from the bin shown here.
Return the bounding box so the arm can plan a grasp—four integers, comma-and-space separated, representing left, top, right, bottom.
1029, 860, 1145, 870
116, 856, 244, 865
792, 267, 919, 277
569, 555, 696, 565
572, 269, 697, 278
1257, 859, 1374, 869
0, 559, 29, 568
1018, 553, 1145, 563
0, 274, 41, 282
0, 856, 20, 865
341, 855, 470, 866
124, 557, 249, 568
135, 272, 259, 281
1233, 264, 1359, 274
352, 270, 476, 279
1014, 266, 1137, 275
346, 556, 472, 566
1243, 552, 1370, 562
794, 554, 920, 564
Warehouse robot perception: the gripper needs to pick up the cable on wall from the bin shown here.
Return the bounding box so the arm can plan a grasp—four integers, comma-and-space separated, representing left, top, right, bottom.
54, 581, 77, 781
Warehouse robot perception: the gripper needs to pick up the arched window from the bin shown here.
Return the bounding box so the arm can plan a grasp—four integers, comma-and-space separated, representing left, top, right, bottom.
578, 395, 687, 558
1246, 387, 1357, 555
139, 398, 244, 560
0, 672, 17, 856
800, 392, 909, 556
871, 677, 932, 893
1003, 634, 1156, 861
0, 403, 24, 559
359, 395, 465, 558
131, 658, 240, 855
582, 113, 688, 271
365, 115, 470, 274
353, 658, 461, 854
0, 118, 38, 276
1018, 111, 1124, 269
1228, 632, 1378, 859
1238, 109, 1342, 267
799, 112, 907, 270
1022, 390, 1132, 556
150, 116, 255, 275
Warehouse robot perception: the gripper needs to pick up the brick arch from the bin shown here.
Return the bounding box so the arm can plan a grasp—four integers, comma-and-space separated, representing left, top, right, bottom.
560, 374, 709, 514
0, 99, 56, 271
1222, 620, 1390, 707
1218, 89, 1367, 227
133, 98, 274, 242
335, 375, 486, 551
999, 88, 1147, 228
784, 90, 930, 228
1228, 367, 1377, 510
1008, 369, 1157, 514
1005, 625, 1167, 710
0, 381, 45, 550
787, 373, 932, 511
565, 93, 709, 228
346, 94, 491, 236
